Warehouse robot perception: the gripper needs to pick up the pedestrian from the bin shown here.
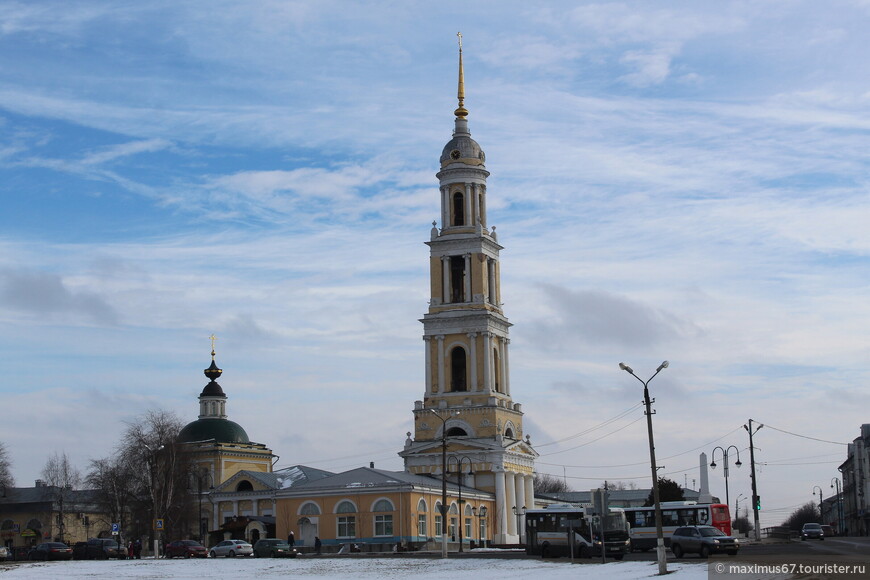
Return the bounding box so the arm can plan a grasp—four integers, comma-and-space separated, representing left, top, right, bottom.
314, 536, 322, 555
127, 541, 134, 559
288, 531, 295, 547
134, 539, 142, 559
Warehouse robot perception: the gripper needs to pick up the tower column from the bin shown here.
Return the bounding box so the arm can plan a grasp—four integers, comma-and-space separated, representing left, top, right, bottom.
441, 256, 450, 304
473, 183, 481, 225
441, 186, 449, 227
488, 259, 496, 304
424, 337, 433, 394
503, 338, 511, 396
436, 335, 445, 393
467, 333, 478, 391
525, 474, 535, 512
213, 502, 220, 531
464, 183, 473, 227
480, 187, 487, 228
482, 332, 492, 392
464, 253, 472, 302
494, 468, 507, 544
505, 472, 517, 537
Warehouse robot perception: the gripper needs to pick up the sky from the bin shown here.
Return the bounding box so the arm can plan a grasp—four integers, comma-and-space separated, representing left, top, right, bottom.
1, 1, 868, 529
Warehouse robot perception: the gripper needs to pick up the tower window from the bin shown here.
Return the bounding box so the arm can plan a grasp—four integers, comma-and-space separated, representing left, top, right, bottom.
450, 256, 465, 303
446, 427, 467, 437
450, 347, 467, 392
493, 348, 501, 393
452, 191, 465, 226
236, 480, 253, 492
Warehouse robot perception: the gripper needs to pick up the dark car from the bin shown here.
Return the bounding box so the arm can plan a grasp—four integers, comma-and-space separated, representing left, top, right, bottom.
670, 525, 739, 558
801, 523, 824, 540
28, 542, 73, 561
165, 540, 208, 558
252, 538, 297, 558
78, 537, 126, 559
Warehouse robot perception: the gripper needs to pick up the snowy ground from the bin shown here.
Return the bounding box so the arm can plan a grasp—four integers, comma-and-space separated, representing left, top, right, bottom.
0, 557, 708, 580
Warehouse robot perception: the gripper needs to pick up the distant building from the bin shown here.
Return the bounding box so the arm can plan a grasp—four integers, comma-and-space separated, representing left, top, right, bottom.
838, 424, 870, 535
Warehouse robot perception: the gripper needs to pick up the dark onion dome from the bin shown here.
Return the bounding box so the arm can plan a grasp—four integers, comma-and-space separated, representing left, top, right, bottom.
201, 380, 225, 397
201, 356, 225, 396
177, 418, 250, 444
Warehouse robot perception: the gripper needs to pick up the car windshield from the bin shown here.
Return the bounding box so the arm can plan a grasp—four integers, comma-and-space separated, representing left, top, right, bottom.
182, 541, 201, 546
699, 528, 726, 537
804, 524, 821, 530
46, 543, 68, 548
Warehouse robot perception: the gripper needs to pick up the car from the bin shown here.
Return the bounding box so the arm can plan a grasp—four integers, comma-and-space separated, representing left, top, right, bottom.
820, 524, 835, 537
801, 522, 824, 540
78, 537, 127, 559
252, 538, 297, 558
27, 542, 74, 561
670, 525, 739, 558
165, 539, 208, 558
208, 539, 253, 558
0, 546, 8, 561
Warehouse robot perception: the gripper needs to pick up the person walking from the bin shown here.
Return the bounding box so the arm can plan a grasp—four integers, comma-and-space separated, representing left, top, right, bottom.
314, 536, 322, 555
288, 531, 295, 547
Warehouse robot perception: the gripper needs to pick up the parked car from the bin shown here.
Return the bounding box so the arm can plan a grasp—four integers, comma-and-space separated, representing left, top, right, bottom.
821, 524, 835, 538
27, 542, 74, 561
670, 525, 740, 558
252, 538, 297, 558
165, 539, 208, 558
0, 546, 10, 561
78, 537, 127, 559
208, 539, 253, 558
801, 523, 824, 540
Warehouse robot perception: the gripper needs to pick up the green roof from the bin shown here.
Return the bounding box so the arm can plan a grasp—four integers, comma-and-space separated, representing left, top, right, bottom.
177, 418, 250, 444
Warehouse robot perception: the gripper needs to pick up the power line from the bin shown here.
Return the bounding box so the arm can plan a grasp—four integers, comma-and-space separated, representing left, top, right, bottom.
762, 423, 849, 446
540, 416, 645, 456
535, 403, 643, 447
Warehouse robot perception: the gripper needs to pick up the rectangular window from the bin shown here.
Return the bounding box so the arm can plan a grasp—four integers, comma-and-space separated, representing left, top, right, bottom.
374, 515, 393, 537
418, 514, 427, 537
337, 516, 356, 538
435, 515, 443, 536
479, 519, 486, 542
449, 517, 457, 539
465, 517, 472, 539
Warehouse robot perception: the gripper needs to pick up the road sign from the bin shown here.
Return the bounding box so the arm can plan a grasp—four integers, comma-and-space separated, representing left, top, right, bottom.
154, 519, 164, 531
112, 523, 120, 533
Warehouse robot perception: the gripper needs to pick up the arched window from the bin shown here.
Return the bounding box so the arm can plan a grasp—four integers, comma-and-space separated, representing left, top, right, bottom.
449, 256, 466, 303
446, 427, 467, 437
450, 347, 467, 392
299, 502, 321, 516
336, 500, 356, 514
504, 426, 515, 439
493, 348, 501, 393
373, 499, 394, 512
336, 501, 356, 539
417, 499, 427, 512
452, 191, 465, 226
236, 480, 253, 492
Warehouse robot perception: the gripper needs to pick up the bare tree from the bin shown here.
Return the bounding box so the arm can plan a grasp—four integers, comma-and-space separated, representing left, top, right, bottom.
41, 451, 81, 542
533, 472, 572, 495
782, 502, 820, 531
602, 481, 638, 491
85, 457, 137, 538
0, 441, 13, 490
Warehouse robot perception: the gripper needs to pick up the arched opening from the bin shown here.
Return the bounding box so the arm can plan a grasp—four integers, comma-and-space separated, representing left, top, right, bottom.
236, 480, 253, 492
449, 256, 465, 303
493, 348, 501, 393
452, 191, 465, 226
450, 347, 467, 392
446, 427, 467, 437
504, 426, 515, 439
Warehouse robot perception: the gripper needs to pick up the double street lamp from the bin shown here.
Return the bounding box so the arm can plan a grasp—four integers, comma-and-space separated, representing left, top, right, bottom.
448, 455, 474, 552
472, 505, 488, 548
428, 408, 458, 559
710, 445, 742, 508
831, 478, 843, 535
512, 505, 526, 545
620, 360, 669, 576
813, 485, 824, 522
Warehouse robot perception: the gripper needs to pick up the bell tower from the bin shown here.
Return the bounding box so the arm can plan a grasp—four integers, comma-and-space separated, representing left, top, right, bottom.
400, 34, 537, 544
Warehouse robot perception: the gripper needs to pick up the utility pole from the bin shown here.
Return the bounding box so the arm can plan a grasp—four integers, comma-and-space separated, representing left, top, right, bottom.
744, 419, 763, 541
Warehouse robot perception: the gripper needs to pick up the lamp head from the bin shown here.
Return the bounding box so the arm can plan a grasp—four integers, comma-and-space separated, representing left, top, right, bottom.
480, 506, 488, 517
735, 459, 743, 468
619, 362, 633, 374
710, 460, 717, 470
657, 360, 669, 371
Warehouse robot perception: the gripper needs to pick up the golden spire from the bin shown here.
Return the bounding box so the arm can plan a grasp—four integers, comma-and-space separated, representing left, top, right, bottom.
454, 32, 468, 118
209, 333, 217, 358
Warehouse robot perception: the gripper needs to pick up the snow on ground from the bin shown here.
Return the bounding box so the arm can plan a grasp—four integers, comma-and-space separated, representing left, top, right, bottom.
1, 557, 707, 579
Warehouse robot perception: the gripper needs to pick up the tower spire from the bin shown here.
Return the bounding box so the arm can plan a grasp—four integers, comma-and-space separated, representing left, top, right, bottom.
454, 32, 468, 118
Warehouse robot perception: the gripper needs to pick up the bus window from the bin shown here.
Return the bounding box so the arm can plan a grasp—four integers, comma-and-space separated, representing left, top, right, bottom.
661, 511, 679, 527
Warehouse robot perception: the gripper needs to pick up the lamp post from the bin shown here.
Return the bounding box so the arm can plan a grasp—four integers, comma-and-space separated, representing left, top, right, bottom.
472, 505, 488, 547
143, 443, 165, 559
512, 506, 526, 546
710, 445, 742, 508
428, 408, 457, 558
448, 455, 473, 552
620, 360, 669, 576
193, 467, 213, 547
744, 419, 763, 541
735, 494, 746, 520
813, 485, 824, 523
831, 478, 843, 535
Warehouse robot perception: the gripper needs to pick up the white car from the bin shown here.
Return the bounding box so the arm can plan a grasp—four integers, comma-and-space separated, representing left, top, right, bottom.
208, 539, 253, 558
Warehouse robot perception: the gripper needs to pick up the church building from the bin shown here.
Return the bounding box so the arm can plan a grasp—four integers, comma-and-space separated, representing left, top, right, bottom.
399, 35, 538, 545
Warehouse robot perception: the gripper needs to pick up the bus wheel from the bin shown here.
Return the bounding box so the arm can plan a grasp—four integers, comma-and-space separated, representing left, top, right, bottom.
541, 543, 549, 558
579, 546, 589, 559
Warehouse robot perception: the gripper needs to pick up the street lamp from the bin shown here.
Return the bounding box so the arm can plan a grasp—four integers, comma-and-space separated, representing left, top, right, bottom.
710, 445, 742, 508
428, 408, 458, 558
620, 360, 669, 576
472, 505, 488, 547
735, 494, 746, 520
831, 478, 843, 535
813, 485, 824, 523
448, 455, 474, 552
192, 467, 213, 547
512, 505, 526, 546
143, 443, 165, 559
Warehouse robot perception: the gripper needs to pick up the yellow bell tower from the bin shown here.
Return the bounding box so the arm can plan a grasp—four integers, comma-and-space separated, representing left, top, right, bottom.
400, 34, 537, 544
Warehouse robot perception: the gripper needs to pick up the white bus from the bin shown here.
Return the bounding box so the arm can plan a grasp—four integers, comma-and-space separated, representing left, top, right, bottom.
622, 501, 732, 551
525, 504, 631, 560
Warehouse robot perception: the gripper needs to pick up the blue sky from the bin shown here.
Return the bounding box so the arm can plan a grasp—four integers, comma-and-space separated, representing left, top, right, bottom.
2, 1, 868, 527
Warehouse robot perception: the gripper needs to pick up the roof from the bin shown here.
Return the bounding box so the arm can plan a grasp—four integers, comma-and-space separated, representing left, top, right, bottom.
177, 417, 249, 444
281, 467, 490, 497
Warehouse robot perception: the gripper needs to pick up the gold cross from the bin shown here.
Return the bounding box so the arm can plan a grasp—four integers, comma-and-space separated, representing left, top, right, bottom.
209, 334, 217, 355
457, 31, 462, 49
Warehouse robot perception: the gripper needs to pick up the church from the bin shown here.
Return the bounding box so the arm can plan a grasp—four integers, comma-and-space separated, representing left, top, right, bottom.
178, 37, 538, 550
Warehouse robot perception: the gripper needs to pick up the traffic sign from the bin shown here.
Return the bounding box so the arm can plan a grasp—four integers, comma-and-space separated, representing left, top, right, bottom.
154, 519, 164, 531
112, 523, 120, 533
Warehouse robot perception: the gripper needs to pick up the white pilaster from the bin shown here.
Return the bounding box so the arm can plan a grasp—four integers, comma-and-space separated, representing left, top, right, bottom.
473, 183, 481, 225
467, 333, 478, 391
482, 332, 491, 392
514, 473, 526, 542
441, 256, 450, 304
525, 474, 535, 511
494, 469, 507, 544
488, 259, 496, 304
464, 253, 471, 302
464, 183, 472, 226
436, 335, 445, 394
441, 186, 449, 227
423, 337, 432, 393
502, 338, 510, 396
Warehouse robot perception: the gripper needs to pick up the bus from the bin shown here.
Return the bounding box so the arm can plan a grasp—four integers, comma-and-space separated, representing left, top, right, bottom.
622, 502, 732, 551
525, 504, 631, 560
